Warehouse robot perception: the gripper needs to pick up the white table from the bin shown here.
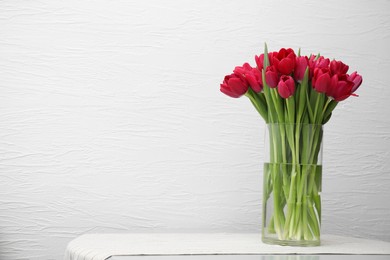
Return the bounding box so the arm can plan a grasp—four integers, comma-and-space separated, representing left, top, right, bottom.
64, 233, 390, 260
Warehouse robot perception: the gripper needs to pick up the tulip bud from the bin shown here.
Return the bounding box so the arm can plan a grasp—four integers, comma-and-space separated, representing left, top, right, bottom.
255, 53, 275, 70
313, 68, 331, 93
234, 63, 263, 93
278, 58, 295, 75
309, 55, 330, 78
245, 68, 263, 93
273, 48, 296, 75
327, 74, 354, 101
330, 60, 349, 75
255, 54, 265, 70
220, 73, 249, 98
265, 66, 279, 88
294, 56, 308, 82
277, 75, 295, 98
348, 71, 363, 92
234, 63, 252, 76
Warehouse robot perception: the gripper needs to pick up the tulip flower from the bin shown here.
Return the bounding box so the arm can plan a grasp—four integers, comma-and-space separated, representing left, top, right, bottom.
313, 68, 331, 93
348, 71, 363, 92
219, 44, 364, 244
245, 69, 263, 92
234, 63, 263, 93
255, 53, 266, 70
220, 73, 249, 98
272, 48, 296, 75
277, 75, 295, 98
294, 56, 309, 82
233, 63, 252, 76
327, 74, 355, 101
255, 52, 276, 70
265, 66, 279, 88
309, 55, 330, 78
330, 60, 349, 75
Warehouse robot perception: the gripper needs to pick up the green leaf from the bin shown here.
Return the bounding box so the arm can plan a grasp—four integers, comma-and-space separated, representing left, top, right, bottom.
271, 88, 284, 123
313, 92, 326, 124
258, 92, 267, 106
297, 67, 309, 123
322, 112, 332, 124
306, 89, 315, 123
286, 97, 295, 123
301, 124, 309, 164
263, 43, 270, 69
323, 100, 338, 121
303, 112, 309, 123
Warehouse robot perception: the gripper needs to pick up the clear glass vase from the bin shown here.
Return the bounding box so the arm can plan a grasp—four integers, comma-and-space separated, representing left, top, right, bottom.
262, 123, 323, 246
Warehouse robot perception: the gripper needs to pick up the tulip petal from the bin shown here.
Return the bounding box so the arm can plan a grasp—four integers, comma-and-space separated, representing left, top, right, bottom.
349, 71, 363, 92
220, 84, 240, 98
246, 74, 261, 92
294, 56, 308, 82
265, 69, 279, 88
228, 78, 248, 96
315, 73, 331, 93
278, 58, 295, 75
277, 75, 295, 98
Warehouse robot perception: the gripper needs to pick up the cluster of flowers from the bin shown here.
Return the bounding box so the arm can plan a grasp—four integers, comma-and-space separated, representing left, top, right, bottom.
220, 48, 362, 102
219, 45, 364, 243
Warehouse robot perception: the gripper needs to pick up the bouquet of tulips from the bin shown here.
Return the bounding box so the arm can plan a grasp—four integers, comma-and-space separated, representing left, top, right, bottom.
220, 44, 362, 244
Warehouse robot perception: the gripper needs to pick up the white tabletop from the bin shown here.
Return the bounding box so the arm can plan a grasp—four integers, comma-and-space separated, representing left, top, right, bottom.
64, 233, 390, 260
110, 256, 390, 260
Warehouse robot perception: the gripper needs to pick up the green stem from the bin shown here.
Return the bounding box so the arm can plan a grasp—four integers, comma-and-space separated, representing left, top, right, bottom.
322, 98, 332, 115
270, 88, 285, 122
272, 164, 284, 239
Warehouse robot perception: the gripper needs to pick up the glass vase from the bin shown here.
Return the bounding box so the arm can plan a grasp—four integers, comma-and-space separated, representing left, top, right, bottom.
262, 123, 323, 246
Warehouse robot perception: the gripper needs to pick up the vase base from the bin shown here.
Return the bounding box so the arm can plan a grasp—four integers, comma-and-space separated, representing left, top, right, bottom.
262, 236, 320, 247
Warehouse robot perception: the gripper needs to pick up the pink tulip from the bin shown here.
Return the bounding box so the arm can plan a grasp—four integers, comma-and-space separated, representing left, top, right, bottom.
245, 69, 263, 93
294, 56, 309, 82
272, 48, 296, 75
330, 60, 349, 75
327, 74, 355, 101
234, 63, 263, 93
265, 66, 279, 88
348, 71, 363, 92
255, 52, 276, 70
313, 68, 331, 93
220, 73, 249, 98
277, 75, 295, 98
309, 55, 330, 78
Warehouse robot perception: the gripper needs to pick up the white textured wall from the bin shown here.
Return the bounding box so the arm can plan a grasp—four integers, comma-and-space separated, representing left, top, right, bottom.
1, 0, 389, 259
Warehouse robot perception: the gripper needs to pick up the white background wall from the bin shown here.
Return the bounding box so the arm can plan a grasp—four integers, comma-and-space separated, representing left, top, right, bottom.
1, 0, 389, 259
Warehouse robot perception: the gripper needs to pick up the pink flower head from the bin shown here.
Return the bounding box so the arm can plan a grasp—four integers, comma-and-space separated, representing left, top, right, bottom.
220, 73, 249, 98
271, 48, 296, 75
309, 55, 330, 78
330, 60, 349, 76
277, 75, 295, 98
294, 56, 309, 82
348, 71, 363, 93
265, 66, 279, 88
255, 52, 276, 70
327, 74, 355, 101
313, 67, 331, 94
233, 63, 263, 93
